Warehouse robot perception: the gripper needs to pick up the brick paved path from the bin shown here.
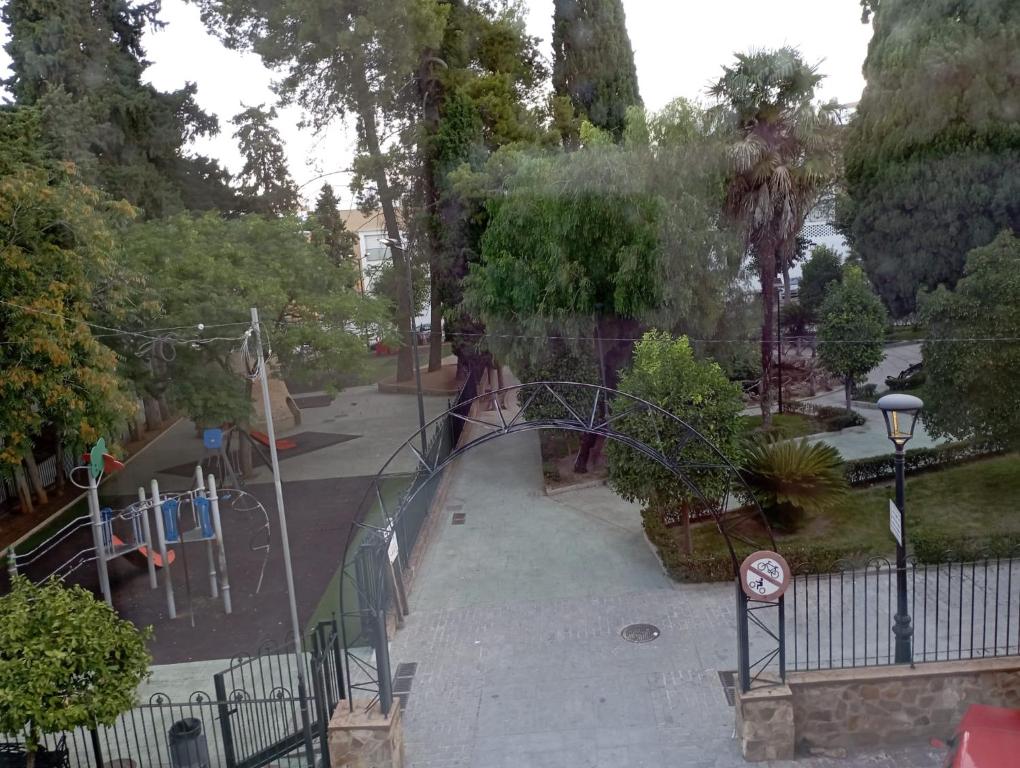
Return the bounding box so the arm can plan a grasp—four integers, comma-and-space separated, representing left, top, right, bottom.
390, 430, 942, 767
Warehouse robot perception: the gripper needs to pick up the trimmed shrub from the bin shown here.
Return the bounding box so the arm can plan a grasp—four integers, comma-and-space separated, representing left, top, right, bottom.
843, 441, 1004, 486
642, 508, 857, 582
784, 400, 867, 431
912, 533, 1020, 565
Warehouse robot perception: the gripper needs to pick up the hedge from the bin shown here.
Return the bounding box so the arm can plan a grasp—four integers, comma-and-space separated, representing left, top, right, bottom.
912, 533, 1020, 565
783, 400, 867, 431
642, 508, 858, 582
843, 440, 1004, 486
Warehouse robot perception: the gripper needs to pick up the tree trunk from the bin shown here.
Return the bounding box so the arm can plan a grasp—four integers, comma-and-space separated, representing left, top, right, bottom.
759, 246, 778, 429
54, 444, 66, 492
23, 451, 48, 506
845, 377, 854, 413
682, 505, 692, 556
353, 64, 414, 383
418, 53, 446, 375
157, 395, 171, 422
143, 396, 162, 431
14, 464, 33, 514
783, 262, 792, 300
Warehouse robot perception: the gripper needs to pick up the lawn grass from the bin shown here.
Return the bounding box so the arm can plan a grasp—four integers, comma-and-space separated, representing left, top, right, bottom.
689, 453, 1020, 563
739, 412, 820, 440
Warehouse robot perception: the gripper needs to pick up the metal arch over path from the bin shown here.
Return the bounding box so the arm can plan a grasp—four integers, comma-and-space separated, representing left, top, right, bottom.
338, 380, 784, 714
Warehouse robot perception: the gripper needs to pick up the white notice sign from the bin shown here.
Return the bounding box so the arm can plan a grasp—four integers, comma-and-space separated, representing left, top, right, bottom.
889, 499, 903, 546
385, 524, 399, 562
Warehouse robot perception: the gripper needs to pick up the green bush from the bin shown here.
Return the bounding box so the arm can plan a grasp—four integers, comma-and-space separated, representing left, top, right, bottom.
783, 401, 866, 431
739, 438, 848, 533
912, 533, 1020, 564
642, 508, 859, 581
843, 441, 1004, 486
853, 383, 879, 402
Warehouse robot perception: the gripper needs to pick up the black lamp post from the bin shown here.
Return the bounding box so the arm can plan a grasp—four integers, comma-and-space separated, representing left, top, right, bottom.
877, 392, 924, 664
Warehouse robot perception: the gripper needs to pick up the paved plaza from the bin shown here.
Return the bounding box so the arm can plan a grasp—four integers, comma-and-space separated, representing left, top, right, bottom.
390, 429, 943, 767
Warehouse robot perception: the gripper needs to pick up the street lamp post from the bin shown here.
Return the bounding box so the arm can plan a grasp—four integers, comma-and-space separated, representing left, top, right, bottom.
877, 393, 924, 664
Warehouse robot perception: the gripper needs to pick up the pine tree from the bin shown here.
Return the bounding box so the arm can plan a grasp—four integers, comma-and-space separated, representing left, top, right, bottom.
841, 0, 1020, 317
231, 104, 300, 216
311, 183, 358, 268
551, 0, 642, 142
2, 0, 235, 217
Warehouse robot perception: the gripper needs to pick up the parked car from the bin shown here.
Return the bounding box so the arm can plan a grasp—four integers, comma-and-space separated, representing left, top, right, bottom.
935, 704, 1020, 767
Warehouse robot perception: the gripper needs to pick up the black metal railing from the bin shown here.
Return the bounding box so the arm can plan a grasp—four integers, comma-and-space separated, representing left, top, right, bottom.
785, 555, 1020, 672
2, 620, 345, 768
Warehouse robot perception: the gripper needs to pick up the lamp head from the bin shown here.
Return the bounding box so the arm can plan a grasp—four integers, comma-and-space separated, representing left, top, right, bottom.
877, 393, 924, 448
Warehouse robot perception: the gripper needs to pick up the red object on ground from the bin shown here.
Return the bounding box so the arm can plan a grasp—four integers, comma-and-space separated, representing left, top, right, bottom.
112, 535, 176, 569
250, 430, 298, 450
948, 704, 1020, 767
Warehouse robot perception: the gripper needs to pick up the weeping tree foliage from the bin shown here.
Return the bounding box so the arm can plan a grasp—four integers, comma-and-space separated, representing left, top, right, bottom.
0, 108, 135, 510
195, 0, 448, 382
231, 104, 300, 216
841, 0, 1020, 317
464, 102, 742, 470
0, 578, 151, 765
710, 48, 841, 427
113, 213, 388, 426
2, 0, 236, 218
920, 230, 1020, 447
607, 332, 744, 554
552, 0, 642, 143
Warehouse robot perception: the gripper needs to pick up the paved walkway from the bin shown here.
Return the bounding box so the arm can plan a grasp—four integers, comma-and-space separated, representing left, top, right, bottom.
390, 429, 941, 767
748, 344, 943, 460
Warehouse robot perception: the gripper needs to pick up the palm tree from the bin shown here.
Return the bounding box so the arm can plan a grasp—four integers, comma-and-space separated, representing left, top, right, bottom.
710, 48, 841, 427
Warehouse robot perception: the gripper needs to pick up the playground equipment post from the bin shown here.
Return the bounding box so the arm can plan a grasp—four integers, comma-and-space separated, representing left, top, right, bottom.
86, 469, 113, 606
250, 306, 315, 765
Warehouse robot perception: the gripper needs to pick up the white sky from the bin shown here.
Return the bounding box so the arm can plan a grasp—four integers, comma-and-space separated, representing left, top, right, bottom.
0, 0, 873, 210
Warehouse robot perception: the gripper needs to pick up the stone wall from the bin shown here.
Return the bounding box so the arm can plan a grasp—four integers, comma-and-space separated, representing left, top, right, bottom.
737, 657, 1020, 761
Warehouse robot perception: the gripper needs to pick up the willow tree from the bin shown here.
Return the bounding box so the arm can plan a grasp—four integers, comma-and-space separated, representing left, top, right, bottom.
710, 48, 840, 427
842, 0, 1020, 317
195, 0, 447, 382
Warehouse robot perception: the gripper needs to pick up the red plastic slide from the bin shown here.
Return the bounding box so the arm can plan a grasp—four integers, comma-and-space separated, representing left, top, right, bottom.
113, 535, 176, 569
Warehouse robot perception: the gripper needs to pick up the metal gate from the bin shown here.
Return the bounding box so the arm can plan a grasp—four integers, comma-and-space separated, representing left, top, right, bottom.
212, 618, 345, 768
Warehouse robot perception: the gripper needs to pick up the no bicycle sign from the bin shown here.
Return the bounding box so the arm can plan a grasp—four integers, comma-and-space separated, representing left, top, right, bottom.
739, 550, 791, 602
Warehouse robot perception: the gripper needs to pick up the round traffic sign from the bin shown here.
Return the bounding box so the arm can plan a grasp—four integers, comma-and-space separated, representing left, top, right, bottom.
739, 550, 791, 602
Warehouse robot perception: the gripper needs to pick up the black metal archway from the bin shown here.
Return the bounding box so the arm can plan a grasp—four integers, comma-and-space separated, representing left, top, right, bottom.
338, 381, 784, 713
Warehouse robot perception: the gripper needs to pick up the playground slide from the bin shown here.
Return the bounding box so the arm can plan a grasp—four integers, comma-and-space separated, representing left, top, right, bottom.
112, 535, 176, 569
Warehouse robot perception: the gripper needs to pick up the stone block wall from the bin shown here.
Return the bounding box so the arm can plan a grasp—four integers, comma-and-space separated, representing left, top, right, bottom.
791, 658, 1020, 753
736, 657, 1020, 761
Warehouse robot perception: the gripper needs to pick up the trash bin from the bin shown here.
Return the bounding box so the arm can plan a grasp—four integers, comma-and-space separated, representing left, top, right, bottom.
168, 718, 209, 768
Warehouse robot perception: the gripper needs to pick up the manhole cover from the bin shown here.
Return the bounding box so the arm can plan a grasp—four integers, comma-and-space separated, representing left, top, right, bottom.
621, 623, 660, 643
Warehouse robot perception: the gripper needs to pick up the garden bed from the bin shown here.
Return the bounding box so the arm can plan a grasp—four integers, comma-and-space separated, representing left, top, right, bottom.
647, 452, 1020, 581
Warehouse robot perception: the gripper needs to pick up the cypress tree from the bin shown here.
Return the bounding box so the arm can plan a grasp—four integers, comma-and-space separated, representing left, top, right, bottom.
552, 0, 642, 142
841, 0, 1020, 317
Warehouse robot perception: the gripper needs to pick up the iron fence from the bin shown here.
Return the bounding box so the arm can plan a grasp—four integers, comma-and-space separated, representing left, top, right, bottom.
784, 555, 1020, 672
2, 620, 344, 768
